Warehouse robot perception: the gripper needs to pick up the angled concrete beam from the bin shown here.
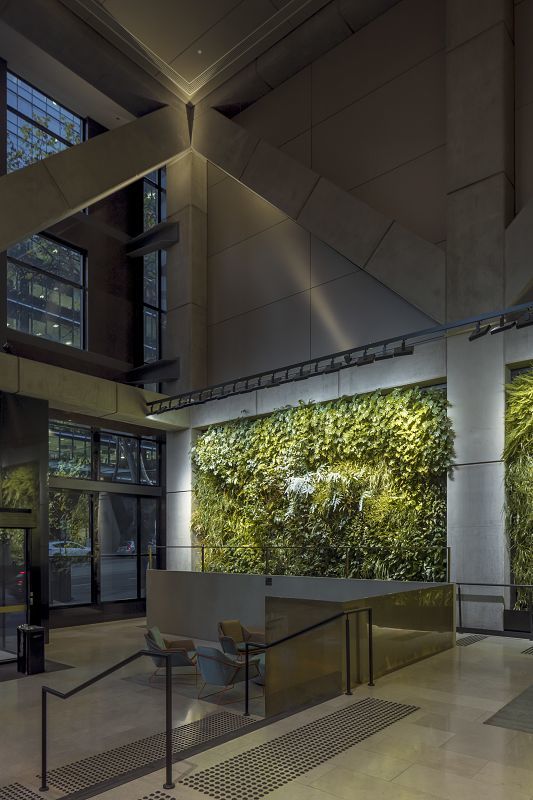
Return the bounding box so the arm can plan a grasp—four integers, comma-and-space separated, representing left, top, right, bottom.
0, 105, 189, 253
192, 108, 445, 321
1, 0, 180, 114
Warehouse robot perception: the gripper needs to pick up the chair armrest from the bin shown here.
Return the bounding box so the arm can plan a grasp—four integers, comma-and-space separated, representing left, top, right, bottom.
164, 637, 195, 651
243, 627, 265, 644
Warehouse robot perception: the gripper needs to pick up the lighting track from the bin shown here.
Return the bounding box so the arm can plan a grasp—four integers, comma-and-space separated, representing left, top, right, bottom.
146, 302, 533, 416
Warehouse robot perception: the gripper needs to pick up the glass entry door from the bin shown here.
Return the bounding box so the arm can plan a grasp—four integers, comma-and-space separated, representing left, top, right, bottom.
0, 528, 28, 661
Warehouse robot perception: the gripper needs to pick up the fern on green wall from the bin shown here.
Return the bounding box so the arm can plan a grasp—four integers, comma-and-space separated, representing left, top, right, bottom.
191, 388, 454, 580
504, 369, 533, 605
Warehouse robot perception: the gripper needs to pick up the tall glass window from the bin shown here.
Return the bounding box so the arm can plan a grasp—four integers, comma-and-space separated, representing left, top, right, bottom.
7, 234, 86, 348
49, 420, 160, 486
7, 72, 83, 172
142, 169, 167, 385
49, 420, 91, 478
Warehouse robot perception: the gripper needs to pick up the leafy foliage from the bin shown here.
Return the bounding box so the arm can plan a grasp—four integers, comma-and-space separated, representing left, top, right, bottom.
191, 388, 454, 580
504, 370, 533, 606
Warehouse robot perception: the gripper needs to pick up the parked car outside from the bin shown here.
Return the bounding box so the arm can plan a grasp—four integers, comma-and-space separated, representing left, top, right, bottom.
48, 540, 91, 557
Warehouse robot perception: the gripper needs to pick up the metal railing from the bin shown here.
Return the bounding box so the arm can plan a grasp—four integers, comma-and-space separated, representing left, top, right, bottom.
40, 650, 175, 792
456, 582, 533, 638
242, 606, 374, 716
149, 544, 452, 583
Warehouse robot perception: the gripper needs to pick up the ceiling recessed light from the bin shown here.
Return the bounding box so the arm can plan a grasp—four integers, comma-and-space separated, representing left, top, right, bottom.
52, 323, 59, 328
197, 49, 203, 54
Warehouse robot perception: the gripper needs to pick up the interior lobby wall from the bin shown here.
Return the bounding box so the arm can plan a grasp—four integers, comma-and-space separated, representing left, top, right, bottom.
206, 173, 436, 385
233, 0, 447, 247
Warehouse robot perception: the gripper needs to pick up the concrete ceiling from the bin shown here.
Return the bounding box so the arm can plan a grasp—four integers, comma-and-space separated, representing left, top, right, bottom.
0, 0, 400, 125
67, 0, 331, 101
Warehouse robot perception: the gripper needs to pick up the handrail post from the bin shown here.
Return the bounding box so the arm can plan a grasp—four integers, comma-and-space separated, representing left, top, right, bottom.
457, 584, 463, 630
201, 544, 205, 573
163, 654, 174, 789
446, 546, 451, 583
344, 615, 352, 695
244, 643, 250, 716
40, 687, 48, 791
367, 608, 374, 687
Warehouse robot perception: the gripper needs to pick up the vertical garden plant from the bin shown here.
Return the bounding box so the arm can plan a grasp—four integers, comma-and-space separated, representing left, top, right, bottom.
191, 388, 454, 580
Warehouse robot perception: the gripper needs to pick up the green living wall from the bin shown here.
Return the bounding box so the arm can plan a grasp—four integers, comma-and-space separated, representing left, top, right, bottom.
191, 387, 454, 581
504, 370, 533, 605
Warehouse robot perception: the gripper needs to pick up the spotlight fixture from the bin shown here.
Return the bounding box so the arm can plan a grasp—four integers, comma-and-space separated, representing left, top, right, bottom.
516, 309, 533, 330
356, 349, 375, 366
393, 340, 414, 357
324, 358, 340, 372
490, 315, 516, 334
468, 321, 491, 341
343, 354, 353, 365
374, 345, 394, 361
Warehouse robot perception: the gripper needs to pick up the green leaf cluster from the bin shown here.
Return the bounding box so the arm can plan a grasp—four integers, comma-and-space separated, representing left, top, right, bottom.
191, 388, 454, 581
504, 370, 533, 606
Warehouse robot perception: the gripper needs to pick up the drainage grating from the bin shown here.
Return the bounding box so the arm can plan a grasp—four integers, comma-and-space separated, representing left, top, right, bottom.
181, 697, 417, 800
456, 635, 488, 646
44, 710, 254, 794
522, 646, 533, 655
0, 785, 43, 800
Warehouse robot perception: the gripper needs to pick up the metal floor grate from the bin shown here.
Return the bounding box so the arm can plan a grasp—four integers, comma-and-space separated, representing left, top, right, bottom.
0, 785, 43, 800
44, 710, 254, 794
456, 635, 488, 646
521, 646, 533, 654
181, 697, 417, 800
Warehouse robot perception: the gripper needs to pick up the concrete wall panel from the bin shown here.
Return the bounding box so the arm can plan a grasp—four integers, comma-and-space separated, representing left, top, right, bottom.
311, 268, 435, 358
446, 0, 513, 49
312, 53, 445, 192
365, 222, 445, 322
312, 0, 445, 124
447, 173, 513, 318
516, 101, 533, 210
447, 333, 505, 466
446, 23, 513, 193
208, 291, 311, 384
207, 177, 286, 256
208, 219, 310, 324
241, 139, 319, 218
236, 67, 311, 147
280, 132, 312, 167
297, 178, 392, 267
352, 146, 446, 244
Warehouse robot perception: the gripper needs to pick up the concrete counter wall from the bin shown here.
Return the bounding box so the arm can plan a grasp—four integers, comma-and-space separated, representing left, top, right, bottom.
146, 569, 442, 641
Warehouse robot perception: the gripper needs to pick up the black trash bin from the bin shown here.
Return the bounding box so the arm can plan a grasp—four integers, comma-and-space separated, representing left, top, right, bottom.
17, 624, 45, 674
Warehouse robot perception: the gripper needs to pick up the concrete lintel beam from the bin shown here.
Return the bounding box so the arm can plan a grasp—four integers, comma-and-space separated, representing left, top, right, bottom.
126, 221, 180, 257
192, 108, 259, 179
297, 177, 392, 267
241, 139, 320, 219
0, 105, 190, 253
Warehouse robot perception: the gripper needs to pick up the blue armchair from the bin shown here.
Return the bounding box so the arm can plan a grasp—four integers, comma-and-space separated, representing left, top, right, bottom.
196, 645, 262, 704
